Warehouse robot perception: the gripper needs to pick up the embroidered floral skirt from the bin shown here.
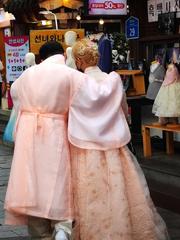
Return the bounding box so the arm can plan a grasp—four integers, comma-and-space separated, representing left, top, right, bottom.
71, 145, 169, 240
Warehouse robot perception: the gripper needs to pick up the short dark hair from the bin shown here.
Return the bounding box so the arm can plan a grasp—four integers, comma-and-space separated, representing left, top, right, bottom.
39, 41, 64, 60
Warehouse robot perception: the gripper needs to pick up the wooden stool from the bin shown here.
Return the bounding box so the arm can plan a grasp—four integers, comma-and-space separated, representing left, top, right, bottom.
142, 124, 180, 158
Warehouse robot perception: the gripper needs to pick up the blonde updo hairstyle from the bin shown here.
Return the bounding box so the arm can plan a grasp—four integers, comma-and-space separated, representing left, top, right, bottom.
72, 38, 99, 66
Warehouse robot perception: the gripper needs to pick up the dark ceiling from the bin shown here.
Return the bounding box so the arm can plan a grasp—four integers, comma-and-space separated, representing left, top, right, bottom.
4, 0, 42, 22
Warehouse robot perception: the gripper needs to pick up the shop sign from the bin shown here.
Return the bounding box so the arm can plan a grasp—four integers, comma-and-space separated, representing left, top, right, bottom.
88, 0, 127, 15
156, 0, 164, 15
125, 16, 139, 39
148, 0, 157, 22
163, 0, 180, 12
30, 29, 85, 55
4, 36, 29, 82
148, 0, 180, 22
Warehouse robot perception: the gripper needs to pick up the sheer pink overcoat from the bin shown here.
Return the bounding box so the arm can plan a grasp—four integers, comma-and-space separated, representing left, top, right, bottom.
4, 55, 85, 225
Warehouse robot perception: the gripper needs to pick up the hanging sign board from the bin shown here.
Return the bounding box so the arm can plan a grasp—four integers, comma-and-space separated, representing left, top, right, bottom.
4, 36, 29, 82
147, 0, 180, 22
88, 0, 127, 15
30, 29, 85, 55
125, 16, 139, 39
147, 0, 157, 22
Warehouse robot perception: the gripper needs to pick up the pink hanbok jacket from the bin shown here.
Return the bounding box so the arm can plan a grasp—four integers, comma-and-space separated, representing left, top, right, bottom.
68, 66, 131, 150
4, 55, 85, 225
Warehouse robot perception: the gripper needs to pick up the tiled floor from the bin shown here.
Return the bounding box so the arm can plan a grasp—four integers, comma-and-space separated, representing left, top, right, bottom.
158, 208, 180, 240
0, 144, 29, 239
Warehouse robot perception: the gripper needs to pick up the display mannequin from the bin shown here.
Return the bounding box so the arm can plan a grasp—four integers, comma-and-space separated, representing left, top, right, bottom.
25, 52, 36, 68
152, 48, 180, 126
64, 30, 77, 69
146, 58, 165, 100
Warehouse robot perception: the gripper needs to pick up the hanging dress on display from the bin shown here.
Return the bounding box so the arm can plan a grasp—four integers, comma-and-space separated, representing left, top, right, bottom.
146, 61, 165, 100
98, 34, 112, 73
152, 63, 180, 119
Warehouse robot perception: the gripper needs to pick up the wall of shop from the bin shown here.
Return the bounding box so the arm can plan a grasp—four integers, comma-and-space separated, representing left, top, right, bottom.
127, 0, 180, 141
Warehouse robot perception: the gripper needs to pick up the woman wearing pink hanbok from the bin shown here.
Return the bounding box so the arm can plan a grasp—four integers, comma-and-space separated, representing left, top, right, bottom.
68, 39, 169, 240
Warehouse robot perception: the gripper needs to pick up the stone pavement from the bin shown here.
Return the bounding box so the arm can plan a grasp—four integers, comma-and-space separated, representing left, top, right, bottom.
0, 143, 180, 239
0, 144, 30, 239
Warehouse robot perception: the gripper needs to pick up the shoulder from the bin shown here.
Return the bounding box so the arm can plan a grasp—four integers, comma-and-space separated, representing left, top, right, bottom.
109, 71, 122, 81
71, 68, 86, 78
108, 71, 123, 89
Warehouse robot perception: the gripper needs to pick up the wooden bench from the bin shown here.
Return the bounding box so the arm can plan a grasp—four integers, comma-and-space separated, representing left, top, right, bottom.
142, 124, 180, 158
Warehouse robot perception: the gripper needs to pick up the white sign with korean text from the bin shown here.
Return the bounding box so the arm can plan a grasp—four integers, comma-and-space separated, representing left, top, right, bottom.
163, 0, 180, 12
148, 0, 180, 22
4, 36, 29, 82
170, 0, 180, 12
148, 0, 157, 22
156, 0, 164, 15
163, 0, 171, 12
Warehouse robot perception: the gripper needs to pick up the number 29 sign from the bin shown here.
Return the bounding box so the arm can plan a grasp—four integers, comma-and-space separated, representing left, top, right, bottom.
125, 16, 139, 40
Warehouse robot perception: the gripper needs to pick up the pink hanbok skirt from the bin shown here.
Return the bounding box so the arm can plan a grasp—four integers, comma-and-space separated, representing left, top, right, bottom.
70, 145, 169, 240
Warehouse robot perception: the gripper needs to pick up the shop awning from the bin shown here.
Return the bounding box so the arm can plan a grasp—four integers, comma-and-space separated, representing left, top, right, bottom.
39, 0, 83, 10
4, 0, 41, 22
3, 0, 83, 22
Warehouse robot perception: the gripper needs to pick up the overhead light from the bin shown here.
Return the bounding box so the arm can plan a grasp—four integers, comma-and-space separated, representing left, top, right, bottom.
39, 10, 52, 15
76, 14, 81, 21
41, 20, 47, 26
39, 10, 58, 30
99, 19, 104, 25
40, 20, 52, 26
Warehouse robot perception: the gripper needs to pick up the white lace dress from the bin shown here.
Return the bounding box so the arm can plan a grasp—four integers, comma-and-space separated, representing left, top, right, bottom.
153, 63, 180, 117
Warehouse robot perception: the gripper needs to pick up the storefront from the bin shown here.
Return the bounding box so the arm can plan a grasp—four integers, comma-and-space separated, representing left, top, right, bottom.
0, 0, 180, 133
0, 0, 180, 216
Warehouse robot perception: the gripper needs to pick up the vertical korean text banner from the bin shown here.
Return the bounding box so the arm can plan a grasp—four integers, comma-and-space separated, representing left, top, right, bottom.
4, 36, 29, 82
147, 0, 180, 22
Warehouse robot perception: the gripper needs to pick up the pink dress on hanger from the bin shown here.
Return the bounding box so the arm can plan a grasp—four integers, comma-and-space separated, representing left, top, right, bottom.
68, 66, 169, 240
153, 63, 180, 118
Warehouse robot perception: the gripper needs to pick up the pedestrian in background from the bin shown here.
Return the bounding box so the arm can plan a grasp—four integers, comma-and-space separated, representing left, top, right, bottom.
0, 58, 4, 107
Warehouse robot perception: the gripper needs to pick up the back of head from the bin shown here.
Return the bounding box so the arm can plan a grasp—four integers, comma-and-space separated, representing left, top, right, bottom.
39, 41, 64, 61
65, 31, 77, 46
72, 38, 99, 66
